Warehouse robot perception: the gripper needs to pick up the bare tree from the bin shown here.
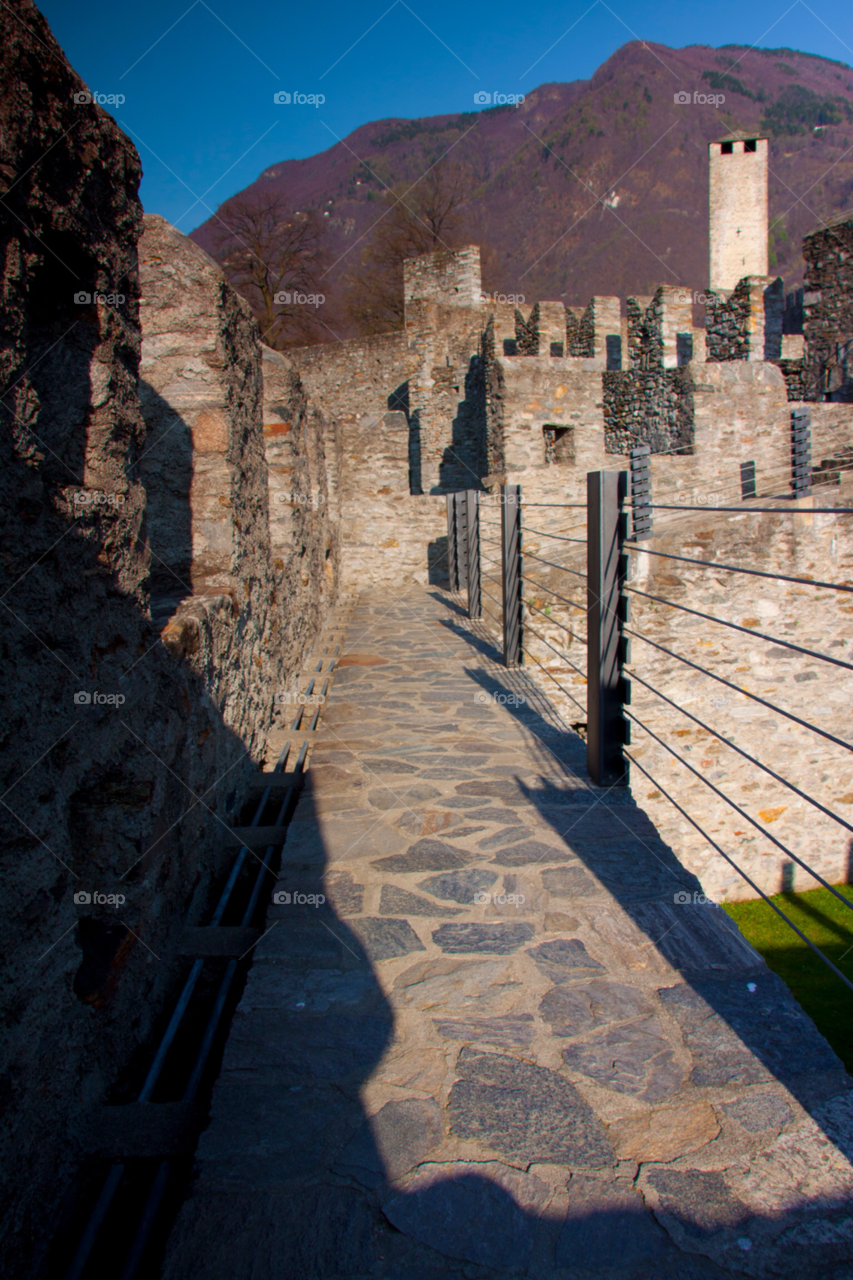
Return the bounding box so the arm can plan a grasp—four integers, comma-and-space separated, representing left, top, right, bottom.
212, 192, 328, 348
343, 163, 467, 334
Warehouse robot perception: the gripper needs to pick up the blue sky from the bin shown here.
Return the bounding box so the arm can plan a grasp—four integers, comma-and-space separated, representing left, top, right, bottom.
38, 0, 853, 233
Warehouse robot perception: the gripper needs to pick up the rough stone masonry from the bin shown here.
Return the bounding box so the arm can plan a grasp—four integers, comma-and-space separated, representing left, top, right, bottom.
0, 6, 340, 1272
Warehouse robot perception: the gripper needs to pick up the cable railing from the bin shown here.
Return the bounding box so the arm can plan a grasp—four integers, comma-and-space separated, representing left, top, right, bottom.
619, 430, 853, 995
443, 404, 853, 996
519, 492, 588, 719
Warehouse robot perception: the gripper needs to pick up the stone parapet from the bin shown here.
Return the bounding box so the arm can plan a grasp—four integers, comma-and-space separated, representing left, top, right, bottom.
802, 212, 853, 401
403, 244, 482, 308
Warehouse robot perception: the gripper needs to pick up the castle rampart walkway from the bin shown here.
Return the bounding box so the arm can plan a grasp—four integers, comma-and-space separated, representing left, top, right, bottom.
164, 588, 853, 1279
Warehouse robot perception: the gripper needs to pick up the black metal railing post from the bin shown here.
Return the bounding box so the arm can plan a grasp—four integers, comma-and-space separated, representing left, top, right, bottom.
740, 460, 756, 500
630, 444, 652, 539
465, 489, 481, 618
791, 408, 812, 496
501, 484, 522, 666
587, 470, 629, 786
454, 491, 469, 597
446, 493, 459, 592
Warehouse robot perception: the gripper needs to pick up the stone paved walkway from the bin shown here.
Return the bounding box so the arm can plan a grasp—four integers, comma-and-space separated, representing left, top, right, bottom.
164, 589, 853, 1279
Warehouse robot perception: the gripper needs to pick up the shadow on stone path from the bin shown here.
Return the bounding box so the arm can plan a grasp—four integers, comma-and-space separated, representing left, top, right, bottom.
162, 588, 853, 1279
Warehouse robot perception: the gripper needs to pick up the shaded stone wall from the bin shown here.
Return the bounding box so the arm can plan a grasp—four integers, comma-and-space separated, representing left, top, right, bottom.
704, 282, 751, 362
566, 301, 595, 357
778, 358, 809, 401
603, 367, 694, 455
0, 16, 341, 1271
706, 276, 784, 363
604, 289, 695, 456
262, 344, 339, 679
138, 214, 284, 748
802, 212, 853, 401
515, 302, 540, 355
0, 9, 271, 1272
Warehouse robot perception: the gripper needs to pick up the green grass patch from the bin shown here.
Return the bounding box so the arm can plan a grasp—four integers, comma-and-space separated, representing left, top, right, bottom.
723, 884, 853, 1071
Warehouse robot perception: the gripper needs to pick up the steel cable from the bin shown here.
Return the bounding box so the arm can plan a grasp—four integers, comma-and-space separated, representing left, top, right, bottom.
624, 750, 853, 996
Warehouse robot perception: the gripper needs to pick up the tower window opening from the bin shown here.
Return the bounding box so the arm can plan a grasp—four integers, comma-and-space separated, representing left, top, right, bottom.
721, 141, 733, 155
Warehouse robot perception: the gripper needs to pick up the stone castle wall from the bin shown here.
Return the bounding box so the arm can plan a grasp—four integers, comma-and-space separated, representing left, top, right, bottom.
291, 330, 448, 586
484, 482, 853, 905
627, 491, 853, 902
0, 17, 257, 1268
0, 20, 339, 1268
802, 212, 853, 401
261, 345, 340, 696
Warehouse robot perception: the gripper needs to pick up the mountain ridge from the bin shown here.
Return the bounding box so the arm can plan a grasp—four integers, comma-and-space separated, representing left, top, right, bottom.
190, 40, 853, 336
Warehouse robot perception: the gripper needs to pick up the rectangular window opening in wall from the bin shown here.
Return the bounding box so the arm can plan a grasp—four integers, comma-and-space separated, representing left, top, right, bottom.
543, 425, 575, 465
721, 141, 733, 155
676, 332, 694, 366
503, 338, 518, 356
550, 341, 564, 357
744, 138, 757, 152
605, 334, 622, 370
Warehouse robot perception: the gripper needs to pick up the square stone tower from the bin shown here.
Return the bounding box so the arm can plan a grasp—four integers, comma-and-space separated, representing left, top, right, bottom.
708, 133, 769, 291
403, 245, 482, 307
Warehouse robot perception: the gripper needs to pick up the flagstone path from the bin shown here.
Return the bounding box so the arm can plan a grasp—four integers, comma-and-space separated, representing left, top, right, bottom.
163, 588, 853, 1279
